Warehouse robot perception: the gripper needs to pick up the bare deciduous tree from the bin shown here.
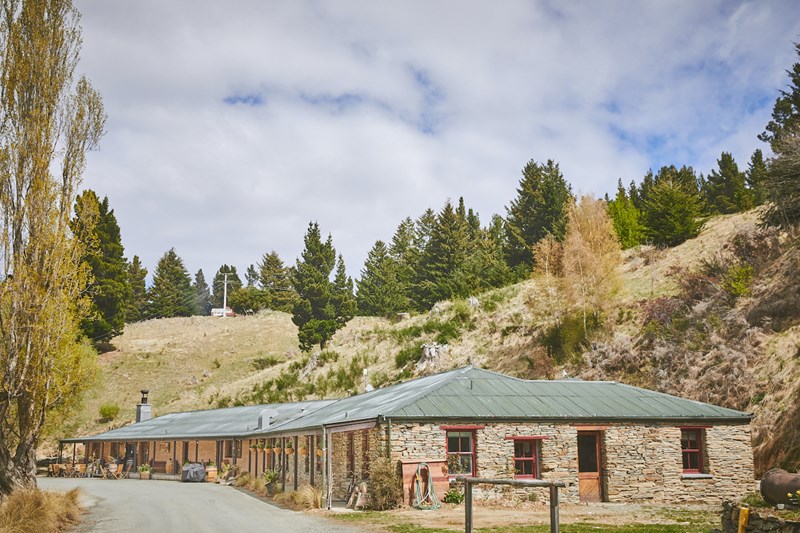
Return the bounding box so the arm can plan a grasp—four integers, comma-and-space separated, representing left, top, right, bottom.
562, 196, 622, 331
0, 0, 104, 497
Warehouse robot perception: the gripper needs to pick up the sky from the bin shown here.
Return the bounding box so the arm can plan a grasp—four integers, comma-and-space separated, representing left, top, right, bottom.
72, 0, 800, 285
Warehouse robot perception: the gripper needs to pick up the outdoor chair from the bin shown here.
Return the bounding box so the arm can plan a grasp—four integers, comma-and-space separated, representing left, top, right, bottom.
63, 464, 74, 477
74, 463, 87, 477
110, 463, 127, 480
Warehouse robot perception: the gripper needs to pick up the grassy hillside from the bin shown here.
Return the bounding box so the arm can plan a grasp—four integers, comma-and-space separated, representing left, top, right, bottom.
58, 211, 800, 476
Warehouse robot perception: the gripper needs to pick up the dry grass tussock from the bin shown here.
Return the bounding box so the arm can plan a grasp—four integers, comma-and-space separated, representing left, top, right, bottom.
232, 473, 322, 509
0, 488, 82, 533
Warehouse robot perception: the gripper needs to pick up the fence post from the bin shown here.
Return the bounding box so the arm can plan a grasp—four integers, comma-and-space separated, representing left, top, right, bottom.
464, 479, 473, 533
549, 483, 559, 533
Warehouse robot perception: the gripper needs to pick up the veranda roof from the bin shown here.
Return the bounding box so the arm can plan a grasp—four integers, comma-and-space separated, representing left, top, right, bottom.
61, 400, 334, 443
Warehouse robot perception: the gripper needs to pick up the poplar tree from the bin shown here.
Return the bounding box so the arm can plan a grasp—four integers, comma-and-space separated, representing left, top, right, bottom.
505, 159, 573, 275
0, 0, 105, 496
291, 223, 337, 351
125, 256, 148, 323
562, 196, 622, 331
147, 249, 196, 318
71, 190, 129, 343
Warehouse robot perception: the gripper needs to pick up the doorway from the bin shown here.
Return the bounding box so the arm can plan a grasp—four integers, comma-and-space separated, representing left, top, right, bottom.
577, 431, 604, 502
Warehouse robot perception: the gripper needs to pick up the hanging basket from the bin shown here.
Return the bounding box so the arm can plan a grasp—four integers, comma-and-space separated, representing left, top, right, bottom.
285, 448, 295, 455
298, 447, 309, 456
316, 449, 324, 457
273, 447, 282, 454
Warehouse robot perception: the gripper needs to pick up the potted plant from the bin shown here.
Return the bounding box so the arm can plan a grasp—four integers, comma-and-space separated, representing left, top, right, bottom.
262, 469, 280, 495
137, 463, 151, 480
273, 443, 282, 454
316, 443, 324, 457
285, 440, 294, 455
205, 461, 217, 483
298, 444, 308, 456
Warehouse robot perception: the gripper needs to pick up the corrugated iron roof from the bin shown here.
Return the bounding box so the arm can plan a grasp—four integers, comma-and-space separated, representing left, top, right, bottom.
261, 366, 750, 435
65, 366, 750, 443
61, 400, 334, 443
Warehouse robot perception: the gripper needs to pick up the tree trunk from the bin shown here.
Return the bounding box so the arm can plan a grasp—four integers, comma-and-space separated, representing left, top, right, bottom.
0, 443, 37, 498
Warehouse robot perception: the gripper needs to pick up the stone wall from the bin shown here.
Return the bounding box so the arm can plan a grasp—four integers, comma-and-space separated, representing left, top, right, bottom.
386, 420, 754, 505
718, 501, 800, 533
330, 428, 380, 500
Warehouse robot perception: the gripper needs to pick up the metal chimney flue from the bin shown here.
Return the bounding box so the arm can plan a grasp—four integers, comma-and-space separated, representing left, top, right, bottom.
136, 389, 152, 423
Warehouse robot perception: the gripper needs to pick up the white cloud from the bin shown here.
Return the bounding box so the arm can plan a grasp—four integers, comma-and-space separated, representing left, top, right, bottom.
74, 0, 800, 283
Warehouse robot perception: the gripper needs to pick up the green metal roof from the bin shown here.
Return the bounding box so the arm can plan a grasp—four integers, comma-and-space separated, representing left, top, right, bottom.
261, 366, 750, 435
61, 400, 334, 443
65, 366, 750, 443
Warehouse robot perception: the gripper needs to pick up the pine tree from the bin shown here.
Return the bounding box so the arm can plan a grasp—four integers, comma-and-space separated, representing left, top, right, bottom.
759, 42, 800, 149
457, 216, 513, 293
331, 254, 357, 323
125, 256, 148, 323
505, 159, 573, 275
193, 269, 212, 316
389, 217, 417, 311
147, 249, 196, 318
245, 264, 258, 287
643, 180, 704, 246
746, 149, 768, 206
211, 265, 242, 308
357, 241, 407, 317
414, 201, 470, 309
703, 152, 751, 214
606, 180, 644, 249
291, 222, 338, 351
227, 286, 266, 314
71, 190, 130, 343
762, 133, 800, 228
258, 251, 296, 313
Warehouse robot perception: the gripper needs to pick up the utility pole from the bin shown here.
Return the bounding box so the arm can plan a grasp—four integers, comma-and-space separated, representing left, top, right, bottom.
222, 272, 229, 318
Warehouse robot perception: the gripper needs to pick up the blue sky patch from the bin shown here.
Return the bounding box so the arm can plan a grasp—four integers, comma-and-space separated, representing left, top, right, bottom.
223, 93, 264, 106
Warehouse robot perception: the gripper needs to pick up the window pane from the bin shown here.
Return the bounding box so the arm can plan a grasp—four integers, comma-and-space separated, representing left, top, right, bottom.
577, 434, 598, 473
460, 436, 471, 452
448, 436, 459, 452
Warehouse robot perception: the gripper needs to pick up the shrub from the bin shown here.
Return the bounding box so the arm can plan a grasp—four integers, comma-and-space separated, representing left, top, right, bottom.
368, 457, 402, 510
0, 488, 82, 533
252, 355, 283, 370
541, 312, 600, 363
98, 403, 120, 421
442, 487, 465, 504
723, 264, 754, 299
395, 344, 419, 368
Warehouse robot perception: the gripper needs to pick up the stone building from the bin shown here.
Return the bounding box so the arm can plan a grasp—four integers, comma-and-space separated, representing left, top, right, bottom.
62, 366, 754, 506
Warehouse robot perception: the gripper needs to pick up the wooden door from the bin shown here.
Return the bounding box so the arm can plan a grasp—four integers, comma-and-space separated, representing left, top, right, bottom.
577, 431, 603, 502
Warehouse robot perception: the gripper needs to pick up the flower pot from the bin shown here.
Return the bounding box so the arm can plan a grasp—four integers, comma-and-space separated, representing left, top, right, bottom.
205, 466, 217, 483
266, 481, 278, 496
139, 471, 151, 480
285, 448, 294, 455
299, 448, 309, 456
316, 449, 324, 457
273, 448, 282, 454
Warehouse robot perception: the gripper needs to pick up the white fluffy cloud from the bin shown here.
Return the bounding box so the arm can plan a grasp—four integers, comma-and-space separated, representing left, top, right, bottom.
73, 0, 800, 282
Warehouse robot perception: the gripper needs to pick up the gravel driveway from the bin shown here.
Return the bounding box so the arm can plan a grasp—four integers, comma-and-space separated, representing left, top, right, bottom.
38, 477, 366, 533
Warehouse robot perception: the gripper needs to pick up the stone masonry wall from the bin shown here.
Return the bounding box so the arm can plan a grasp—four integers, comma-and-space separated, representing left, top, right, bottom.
387, 420, 754, 505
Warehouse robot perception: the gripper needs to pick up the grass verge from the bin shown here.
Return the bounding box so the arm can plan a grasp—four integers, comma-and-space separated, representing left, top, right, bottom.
0, 488, 82, 533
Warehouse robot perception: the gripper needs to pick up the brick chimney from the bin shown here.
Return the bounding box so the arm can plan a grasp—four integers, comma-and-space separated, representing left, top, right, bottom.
136, 389, 152, 423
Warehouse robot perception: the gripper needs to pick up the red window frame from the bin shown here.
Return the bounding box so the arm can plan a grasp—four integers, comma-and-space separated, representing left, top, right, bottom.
512, 439, 540, 479
446, 430, 476, 477
680, 428, 704, 473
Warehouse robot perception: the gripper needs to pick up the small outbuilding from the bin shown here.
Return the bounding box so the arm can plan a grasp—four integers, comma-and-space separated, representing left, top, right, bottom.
62, 366, 754, 505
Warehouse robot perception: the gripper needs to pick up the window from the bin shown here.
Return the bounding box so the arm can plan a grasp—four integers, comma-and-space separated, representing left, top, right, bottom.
446, 431, 475, 476
680, 429, 704, 473
224, 440, 242, 459
513, 439, 539, 478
